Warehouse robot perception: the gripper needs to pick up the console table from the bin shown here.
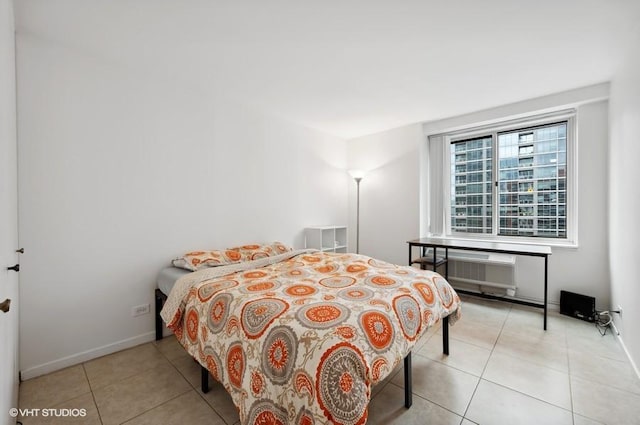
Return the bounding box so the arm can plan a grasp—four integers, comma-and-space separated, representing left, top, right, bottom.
407, 237, 552, 330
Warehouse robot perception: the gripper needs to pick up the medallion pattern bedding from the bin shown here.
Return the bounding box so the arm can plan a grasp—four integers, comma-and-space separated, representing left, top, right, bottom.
161, 249, 461, 425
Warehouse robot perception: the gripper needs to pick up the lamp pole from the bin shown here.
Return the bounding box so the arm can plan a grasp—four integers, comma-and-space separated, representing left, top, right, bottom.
355, 177, 362, 254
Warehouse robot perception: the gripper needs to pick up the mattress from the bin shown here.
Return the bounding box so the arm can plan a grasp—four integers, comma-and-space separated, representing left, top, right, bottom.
157, 266, 190, 296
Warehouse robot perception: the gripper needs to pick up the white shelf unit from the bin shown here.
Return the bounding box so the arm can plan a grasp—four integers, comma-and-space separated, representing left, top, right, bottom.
305, 226, 348, 253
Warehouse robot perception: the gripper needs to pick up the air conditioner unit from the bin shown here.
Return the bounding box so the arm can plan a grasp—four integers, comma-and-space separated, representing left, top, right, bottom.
434, 250, 517, 296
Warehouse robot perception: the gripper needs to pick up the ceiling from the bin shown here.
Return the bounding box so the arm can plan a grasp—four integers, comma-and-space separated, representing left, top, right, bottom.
14, 0, 640, 139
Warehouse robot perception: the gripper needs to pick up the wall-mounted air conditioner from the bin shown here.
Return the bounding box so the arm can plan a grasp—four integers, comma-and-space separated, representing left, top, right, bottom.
427, 249, 517, 296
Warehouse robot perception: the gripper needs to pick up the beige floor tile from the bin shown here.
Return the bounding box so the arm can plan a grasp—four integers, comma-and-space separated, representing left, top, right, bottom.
566, 330, 627, 362
18, 392, 101, 425
504, 312, 567, 344
417, 333, 491, 377
494, 329, 569, 372
370, 381, 390, 401
563, 316, 608, 339
173, 355, 240, 425
571, 376, 640, 424
422, 330, 449, 355
573, 414, 605, 425
371, 362, 402, 399
391, 353, 479, 415
439, 319, 501, 350
367, 383, 462, 425
171, 354, 202, 388
154, 335, 191, 363
503, 322, 567, 346
198, 379, 240, 425
93, 363, 191, 425
503, 305, 567, 335
459, 295, 511, 311
412, 320, 441, 352
84, 343, 171, 390
19, 365, 91, 409
483, 351, 572, 410
466, 380, 573, 425
458, 299, 509, 328
569, 349, 640, 395
18, 296, 640, 425
123, 390, 226, 425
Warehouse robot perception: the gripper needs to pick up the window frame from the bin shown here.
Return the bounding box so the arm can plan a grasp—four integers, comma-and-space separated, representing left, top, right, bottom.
437, 110, 577, 247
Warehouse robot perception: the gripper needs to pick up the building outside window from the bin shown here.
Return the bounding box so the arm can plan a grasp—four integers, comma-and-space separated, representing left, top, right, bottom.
450, 136, 493, 234
433, 112, 575, 245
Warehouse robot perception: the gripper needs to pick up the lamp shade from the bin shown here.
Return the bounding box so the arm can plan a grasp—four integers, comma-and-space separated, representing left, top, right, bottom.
348, 169, 366, 180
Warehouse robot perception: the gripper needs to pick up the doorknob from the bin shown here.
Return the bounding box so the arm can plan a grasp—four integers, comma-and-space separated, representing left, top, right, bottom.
0, 299, 9, 313
7, 264, 19, 272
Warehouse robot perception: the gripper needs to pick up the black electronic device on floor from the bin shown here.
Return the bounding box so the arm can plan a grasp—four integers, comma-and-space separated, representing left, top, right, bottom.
560, 290, 595, 322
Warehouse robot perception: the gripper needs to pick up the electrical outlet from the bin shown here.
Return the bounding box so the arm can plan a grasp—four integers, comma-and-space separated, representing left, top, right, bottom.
132, 303, 150, 317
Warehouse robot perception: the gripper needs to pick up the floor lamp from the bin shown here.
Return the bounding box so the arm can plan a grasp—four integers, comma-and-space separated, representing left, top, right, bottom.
349, 170, 365, 254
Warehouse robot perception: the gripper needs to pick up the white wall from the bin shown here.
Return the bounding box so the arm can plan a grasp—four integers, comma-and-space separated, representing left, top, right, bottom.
347, 124, 424, 265
16, 34, 348, 378
609, 41, 640, 374
348, 85, 611, 311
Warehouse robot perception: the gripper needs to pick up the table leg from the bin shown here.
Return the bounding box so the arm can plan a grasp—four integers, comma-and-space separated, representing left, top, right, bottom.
544, 255, 548, 331
445, 248, 449, 280
432, 246, 437, 272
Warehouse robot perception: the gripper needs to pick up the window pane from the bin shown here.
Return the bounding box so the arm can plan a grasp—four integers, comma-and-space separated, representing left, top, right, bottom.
450, 136, 493, 234
497, 122, 567, 238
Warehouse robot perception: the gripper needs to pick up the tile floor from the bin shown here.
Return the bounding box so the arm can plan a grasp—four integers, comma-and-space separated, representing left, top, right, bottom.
18, 295, 640, 425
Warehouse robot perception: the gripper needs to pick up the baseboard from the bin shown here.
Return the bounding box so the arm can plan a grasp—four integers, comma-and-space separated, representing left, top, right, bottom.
20, 331, 156, 381
613, 325, 640, 381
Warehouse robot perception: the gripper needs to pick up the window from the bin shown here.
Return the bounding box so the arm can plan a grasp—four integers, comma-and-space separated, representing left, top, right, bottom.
450, 136, 493, 234
429, 111, 575, 245
495, 122, 568, 238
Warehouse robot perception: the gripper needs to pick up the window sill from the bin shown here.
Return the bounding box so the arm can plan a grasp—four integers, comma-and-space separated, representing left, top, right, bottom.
432, 234, 578, 250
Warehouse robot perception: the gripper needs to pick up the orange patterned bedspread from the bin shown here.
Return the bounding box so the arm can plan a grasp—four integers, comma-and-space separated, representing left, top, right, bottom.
162, 251, 460, 425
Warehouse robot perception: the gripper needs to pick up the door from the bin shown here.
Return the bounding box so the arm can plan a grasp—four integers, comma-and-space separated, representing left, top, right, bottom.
0, 1, 19, 424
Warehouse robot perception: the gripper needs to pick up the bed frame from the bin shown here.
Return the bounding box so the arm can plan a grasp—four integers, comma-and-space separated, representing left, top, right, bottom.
155, 287, 451, 409
155, 288, 167, 341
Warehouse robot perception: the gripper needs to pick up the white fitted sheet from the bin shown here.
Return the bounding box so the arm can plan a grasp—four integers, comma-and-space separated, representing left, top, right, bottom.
157, 267, 191, 296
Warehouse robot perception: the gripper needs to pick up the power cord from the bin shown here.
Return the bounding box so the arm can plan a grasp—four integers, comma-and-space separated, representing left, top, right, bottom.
594, 309, 621, 336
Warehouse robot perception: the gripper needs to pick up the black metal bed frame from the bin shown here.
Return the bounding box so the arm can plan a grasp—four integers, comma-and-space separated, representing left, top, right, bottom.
155, 288, 451, 409
155, 288, 166, 341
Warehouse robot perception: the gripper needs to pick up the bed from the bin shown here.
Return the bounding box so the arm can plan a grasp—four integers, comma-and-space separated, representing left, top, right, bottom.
155, 266, 189, 340
158, 246, 461, 425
